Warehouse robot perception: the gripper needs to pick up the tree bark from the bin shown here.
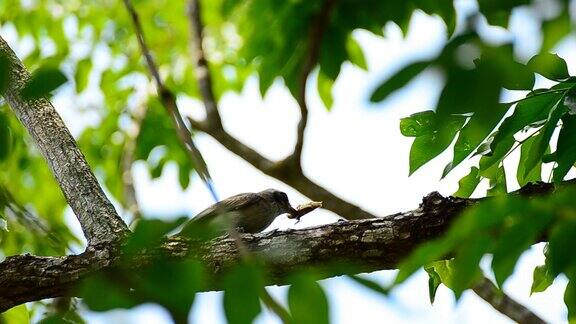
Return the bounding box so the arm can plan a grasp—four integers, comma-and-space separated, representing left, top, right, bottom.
0, 36, 128, 245
0, 182, 563, 312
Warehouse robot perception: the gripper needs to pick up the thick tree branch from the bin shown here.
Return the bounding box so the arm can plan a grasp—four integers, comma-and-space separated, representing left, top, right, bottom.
0, 36, 128, 245
292, 0, 336, 166
122, 0, 214, 190
0, 181, 565, 312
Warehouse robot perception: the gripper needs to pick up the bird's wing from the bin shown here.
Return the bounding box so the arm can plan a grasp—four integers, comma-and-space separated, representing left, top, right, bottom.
192, 192, 264, 223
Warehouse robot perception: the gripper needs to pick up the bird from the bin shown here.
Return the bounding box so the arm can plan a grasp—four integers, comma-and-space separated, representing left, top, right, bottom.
178, 189, 298, 236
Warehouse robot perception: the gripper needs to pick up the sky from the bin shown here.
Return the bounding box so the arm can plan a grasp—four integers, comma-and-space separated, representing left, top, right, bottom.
3, 0, 574, 323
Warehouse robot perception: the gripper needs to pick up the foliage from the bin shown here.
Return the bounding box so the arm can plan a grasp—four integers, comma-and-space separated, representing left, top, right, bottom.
1, 0, 576, 323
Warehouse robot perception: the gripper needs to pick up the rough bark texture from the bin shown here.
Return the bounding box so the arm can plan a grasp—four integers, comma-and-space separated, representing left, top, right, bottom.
0, 37, 128, 245
0, 191, 473, 312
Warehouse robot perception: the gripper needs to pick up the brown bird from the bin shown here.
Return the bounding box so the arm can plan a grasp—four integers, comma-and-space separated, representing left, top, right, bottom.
179, 189, 298, 235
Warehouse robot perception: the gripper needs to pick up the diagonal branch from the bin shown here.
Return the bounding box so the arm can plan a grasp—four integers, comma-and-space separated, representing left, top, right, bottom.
185, 0, 373, 220
472, 277, 546, 324
0, 36, 128, 245
292, 0, 337, 166
122, 0, 214, 194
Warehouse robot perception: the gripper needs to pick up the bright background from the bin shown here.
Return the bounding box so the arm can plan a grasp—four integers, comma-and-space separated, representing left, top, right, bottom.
3, 0, 573, 323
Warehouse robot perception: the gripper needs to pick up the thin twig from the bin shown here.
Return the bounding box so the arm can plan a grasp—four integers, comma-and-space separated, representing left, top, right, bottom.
186, 0, 222, 127
121, 102, 148, 227
292, 0, 337, 166
122, 0, 216, 200
472, 277, 546, 324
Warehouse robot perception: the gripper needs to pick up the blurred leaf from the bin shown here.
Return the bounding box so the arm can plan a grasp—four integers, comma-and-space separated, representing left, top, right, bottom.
370, 61, 431, 102
491, 209, 552, 287
553, 114, 576, 183
1, 304, 29, 324
345, 37, 367, 70
451, 235, 492, 296
400, 110, 436, 137
288, 274, 329, 324
548, 220, 576, 276
478, 0, 530, 27
74, 58, 92, 93
348, 274, 389, 295
123, 217, 187, 254
541, 12, 571, 53
453, 167, 481, 198
531, 264, 555, 295
20, 66, 67, 99
396, 239, 453, 284
223, 263, 264, 324
317, 70, 334, 110
566, 276, 576, 323
528, 53, 570, 81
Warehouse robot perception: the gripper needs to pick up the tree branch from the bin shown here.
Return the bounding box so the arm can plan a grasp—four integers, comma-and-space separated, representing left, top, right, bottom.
472, 277, 546, 324
188, 117, 376, 220
0, 36, 128, 245
292, 0, 336, 166
122, 0, 214, 192
1, 181, 566, 312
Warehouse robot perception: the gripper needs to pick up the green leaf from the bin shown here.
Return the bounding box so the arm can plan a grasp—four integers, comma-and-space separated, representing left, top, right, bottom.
451, 235, 492, 297
370, 61, 432, 102
288, 274, 329, 324
409, 115, 466, 175
74, 58, 92, 93
552, 114, 576, 183
523, 102, 568, 178
396, 239, 453, 284
541, 12, 572, 53
399, 110, 436, 137
566, 277, 576, 323
20, 66, 67, 99
517, 135, 545, 187
492, 91, 563, 153
223, 263, 263, 324
528, 53, 570, 81
424, 266, 442, 304
317, 70, 334, 110
345, 37, 367, 70
548, 220, 576, 276
347, 274, 389, 296
491, 209, 552, 287
531, 264, 554, 295
1, 304, 29, 324
478, 0, 530, 27
450, 104, 509, 173
453, 167, 481, 198
487, 165, 507, 196
478, 136, 515, 178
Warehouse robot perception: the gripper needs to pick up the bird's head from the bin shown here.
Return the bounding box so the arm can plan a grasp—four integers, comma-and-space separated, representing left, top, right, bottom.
259, 189, 298, 218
